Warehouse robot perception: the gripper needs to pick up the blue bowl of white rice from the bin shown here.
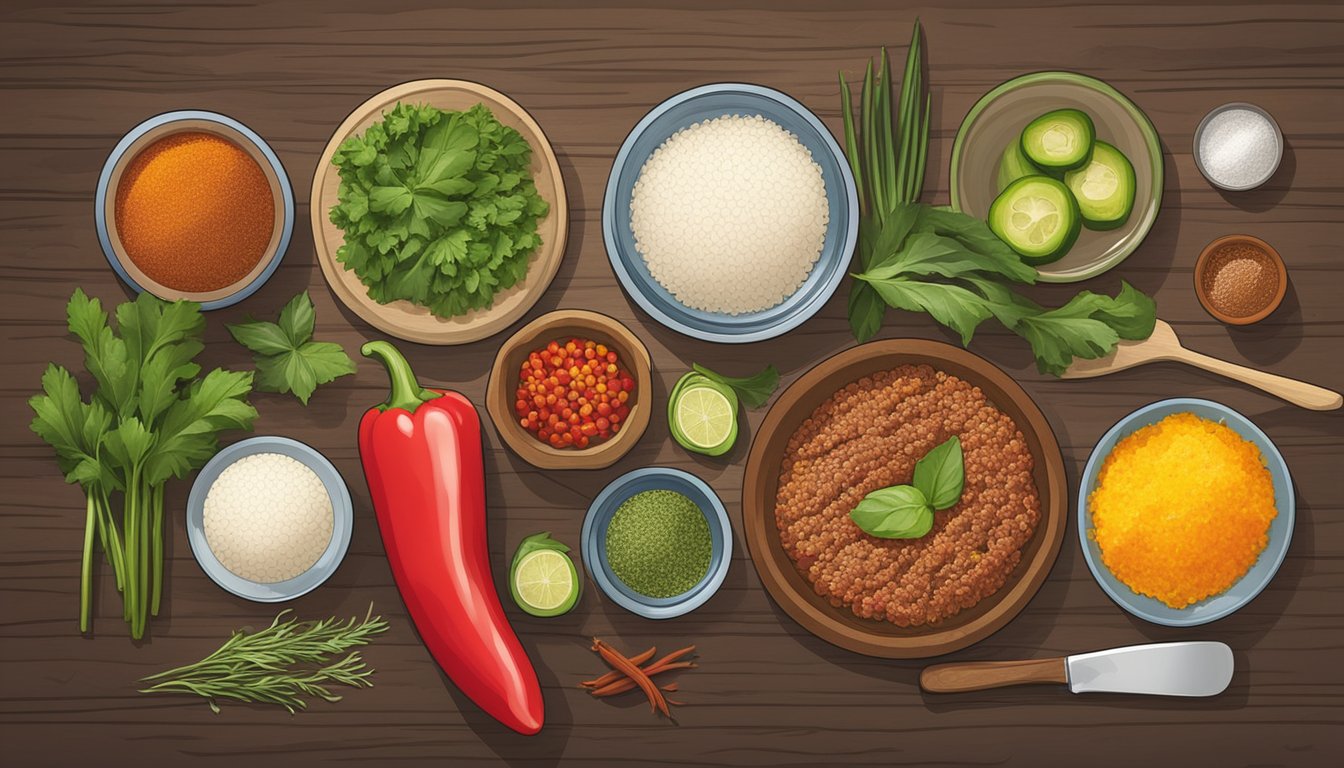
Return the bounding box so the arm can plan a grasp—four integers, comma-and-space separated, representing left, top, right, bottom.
603, 83, 859, 343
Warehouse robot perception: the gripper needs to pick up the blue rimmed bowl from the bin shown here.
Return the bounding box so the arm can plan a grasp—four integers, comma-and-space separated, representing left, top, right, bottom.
1078, 398, 1294, 627
95, 110, 294, 310
187, 436, 353, 603
581, 467, 732, 619
602, 83, 859, 343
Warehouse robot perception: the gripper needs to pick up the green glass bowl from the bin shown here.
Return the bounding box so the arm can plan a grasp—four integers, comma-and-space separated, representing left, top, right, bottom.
949, 71, 1164, 283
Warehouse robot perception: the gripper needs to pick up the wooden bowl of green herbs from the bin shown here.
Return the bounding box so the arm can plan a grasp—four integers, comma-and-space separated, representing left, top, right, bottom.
311, 79, 568, 345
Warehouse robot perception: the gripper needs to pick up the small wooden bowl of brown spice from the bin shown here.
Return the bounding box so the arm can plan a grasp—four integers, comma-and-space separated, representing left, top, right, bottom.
1194, 235, 1287, 325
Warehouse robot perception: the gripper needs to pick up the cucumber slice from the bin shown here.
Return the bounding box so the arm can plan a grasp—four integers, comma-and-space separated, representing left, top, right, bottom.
1064, 141, 1136, 230
995, 140, 1038, 191
1020, 109, 1095, 172
988, 175, 1082, 265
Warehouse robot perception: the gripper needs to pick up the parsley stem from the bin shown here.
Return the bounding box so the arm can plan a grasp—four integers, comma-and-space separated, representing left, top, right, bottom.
80, 495, 95, 633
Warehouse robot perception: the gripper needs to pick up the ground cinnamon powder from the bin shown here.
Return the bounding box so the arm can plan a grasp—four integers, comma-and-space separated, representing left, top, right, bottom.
115, 131, 274, 293
1202, 242, 1278, 318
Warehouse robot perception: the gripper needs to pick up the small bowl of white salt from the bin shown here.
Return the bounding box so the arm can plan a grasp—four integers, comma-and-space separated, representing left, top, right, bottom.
1194, 102, 1284, 192
187, 436, 353, 602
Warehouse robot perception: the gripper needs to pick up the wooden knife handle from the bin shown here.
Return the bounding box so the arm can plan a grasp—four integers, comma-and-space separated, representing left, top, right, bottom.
920, 657, 1068, 693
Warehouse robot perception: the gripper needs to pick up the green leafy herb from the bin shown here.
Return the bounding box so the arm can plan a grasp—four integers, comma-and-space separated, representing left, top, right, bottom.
329, 102, 549, 319
850, 485, 932, 539
849, 436, 964, 539
690, 363, 780, 409
140, 606, 389, 714
227, 292, 356, 405
839, 26, 1157, 374
912, 435, 964, 510
29, 290, 256, 637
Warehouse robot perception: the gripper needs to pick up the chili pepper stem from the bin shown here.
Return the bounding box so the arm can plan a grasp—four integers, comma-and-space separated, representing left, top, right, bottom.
361, 341, 441, 413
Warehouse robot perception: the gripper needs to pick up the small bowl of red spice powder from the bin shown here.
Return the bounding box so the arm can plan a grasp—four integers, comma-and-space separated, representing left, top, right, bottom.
96, 110, 294, 309
1194, 234, 1287, 325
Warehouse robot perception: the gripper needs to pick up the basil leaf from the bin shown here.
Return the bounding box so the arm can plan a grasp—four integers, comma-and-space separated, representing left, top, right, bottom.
850, 485, 933, 539
276, 291, 316, 346
847, 281, 886, 343
691, 363, 779, 409
913, 436, 964, 510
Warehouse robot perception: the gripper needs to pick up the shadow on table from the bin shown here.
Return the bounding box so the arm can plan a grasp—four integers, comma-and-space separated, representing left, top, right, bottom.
1225, 276, 1304, 367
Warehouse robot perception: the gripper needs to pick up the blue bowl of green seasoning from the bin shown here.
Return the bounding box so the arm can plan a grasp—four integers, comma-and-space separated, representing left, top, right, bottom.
582, 467, 731, 619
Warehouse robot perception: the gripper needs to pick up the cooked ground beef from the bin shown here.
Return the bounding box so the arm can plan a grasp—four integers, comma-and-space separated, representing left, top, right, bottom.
774, 364, 1040, 627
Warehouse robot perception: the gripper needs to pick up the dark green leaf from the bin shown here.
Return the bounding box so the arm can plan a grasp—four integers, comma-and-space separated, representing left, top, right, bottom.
912, 436, 964, 510
860, 276, 992, 346
847, 281, 886, 343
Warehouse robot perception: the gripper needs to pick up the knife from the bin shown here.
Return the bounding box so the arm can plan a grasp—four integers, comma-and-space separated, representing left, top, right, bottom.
920, 641, 1234, 696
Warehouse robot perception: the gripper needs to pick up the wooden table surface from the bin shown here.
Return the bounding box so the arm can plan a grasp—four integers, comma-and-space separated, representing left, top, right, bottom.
2, 1, 1341, 765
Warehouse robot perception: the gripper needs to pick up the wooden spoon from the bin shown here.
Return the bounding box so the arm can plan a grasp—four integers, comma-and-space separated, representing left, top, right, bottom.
1062, 320, 1342, 411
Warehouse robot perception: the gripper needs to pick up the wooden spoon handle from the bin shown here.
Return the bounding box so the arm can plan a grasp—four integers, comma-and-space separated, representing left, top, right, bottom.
921, 657, 1068, 693
1175, 349, 1343, 411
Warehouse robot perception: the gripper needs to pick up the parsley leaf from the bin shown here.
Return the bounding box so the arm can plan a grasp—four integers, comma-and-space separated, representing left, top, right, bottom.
227, 292, 356, 405
330, 102, 549, 319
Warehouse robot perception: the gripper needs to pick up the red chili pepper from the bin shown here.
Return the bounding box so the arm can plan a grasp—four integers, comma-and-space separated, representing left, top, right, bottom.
359, 341, 544, 735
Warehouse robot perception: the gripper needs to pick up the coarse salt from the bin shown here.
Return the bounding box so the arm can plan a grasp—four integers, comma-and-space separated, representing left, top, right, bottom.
630, 114, 829, 315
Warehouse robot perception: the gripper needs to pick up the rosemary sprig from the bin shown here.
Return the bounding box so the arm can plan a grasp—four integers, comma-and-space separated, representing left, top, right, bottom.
140, 606, 389, 714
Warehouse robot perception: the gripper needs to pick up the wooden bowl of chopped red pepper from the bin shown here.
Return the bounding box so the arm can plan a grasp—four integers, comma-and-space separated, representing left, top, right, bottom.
487, 309, 652, 469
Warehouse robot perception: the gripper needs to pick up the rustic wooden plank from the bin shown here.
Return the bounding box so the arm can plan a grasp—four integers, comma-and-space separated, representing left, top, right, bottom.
1, 0, 1342, 765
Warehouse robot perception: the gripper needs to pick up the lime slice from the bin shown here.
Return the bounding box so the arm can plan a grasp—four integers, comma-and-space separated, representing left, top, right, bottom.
510, 548, 579, 617
674, 385, 736, 450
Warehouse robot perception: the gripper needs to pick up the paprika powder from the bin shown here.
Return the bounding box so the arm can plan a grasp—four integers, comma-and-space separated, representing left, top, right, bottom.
114, 131, 274, 293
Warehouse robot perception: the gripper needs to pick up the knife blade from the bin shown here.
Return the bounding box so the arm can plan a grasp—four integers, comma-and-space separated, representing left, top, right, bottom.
920, 641, 1234, 696
1066, 641, 1234, 696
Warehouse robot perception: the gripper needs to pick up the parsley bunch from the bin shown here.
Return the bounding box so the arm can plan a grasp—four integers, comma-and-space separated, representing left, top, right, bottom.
28, 290, 256, 638
330, 102, 550, 318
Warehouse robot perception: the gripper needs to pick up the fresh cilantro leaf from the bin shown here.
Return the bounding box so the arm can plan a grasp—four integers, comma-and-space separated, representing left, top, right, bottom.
331, 101, 548, 320
226, 292, 356, 405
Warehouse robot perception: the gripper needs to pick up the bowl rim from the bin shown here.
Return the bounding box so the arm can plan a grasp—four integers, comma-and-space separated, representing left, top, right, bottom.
601, 81, 859, 343
485, 309, 652, 470
1193, 234, 1287, 325
186, 435, 354, 603
580, 466, 732, 619
95, 109, 295, 310
1193, 101, 1284, 192
742, 338, 1068, 658
948, 70, 1164, 284
1077, 397, 1295, 627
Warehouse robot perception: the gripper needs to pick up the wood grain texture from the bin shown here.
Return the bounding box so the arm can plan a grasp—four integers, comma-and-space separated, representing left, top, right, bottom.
1, 1, 1341, 766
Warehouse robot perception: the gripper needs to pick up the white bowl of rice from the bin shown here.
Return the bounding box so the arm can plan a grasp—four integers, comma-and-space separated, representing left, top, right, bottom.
187, 436, 353, 602
604, 83, 859, 343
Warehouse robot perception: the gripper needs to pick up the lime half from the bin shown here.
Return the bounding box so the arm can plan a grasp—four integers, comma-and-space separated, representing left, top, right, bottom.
674, 386, 735, 450
511, 548, 579, 617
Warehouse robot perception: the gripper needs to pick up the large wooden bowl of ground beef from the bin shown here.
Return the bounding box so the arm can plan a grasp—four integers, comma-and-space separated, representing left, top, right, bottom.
743, 339, 1067, 658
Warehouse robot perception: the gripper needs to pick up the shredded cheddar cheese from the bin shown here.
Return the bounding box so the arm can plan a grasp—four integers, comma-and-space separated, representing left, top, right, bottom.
1088, 412, 1276, 609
